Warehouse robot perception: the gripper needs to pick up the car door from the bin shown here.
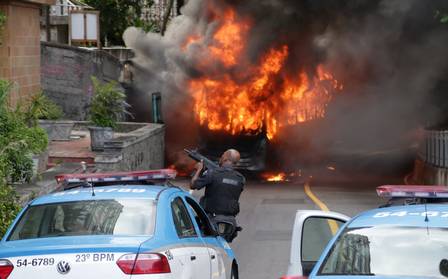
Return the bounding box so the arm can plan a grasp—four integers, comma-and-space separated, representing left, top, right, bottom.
286, 210, 350, 277
171, 196, 211, 279
184, 197, 228, 279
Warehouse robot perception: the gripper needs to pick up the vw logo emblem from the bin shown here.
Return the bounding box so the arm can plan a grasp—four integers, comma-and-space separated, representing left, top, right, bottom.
57, 260, 71, 275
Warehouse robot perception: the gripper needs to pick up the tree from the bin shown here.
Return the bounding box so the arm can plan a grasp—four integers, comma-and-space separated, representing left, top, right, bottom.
81, 0, 154, 46
161, 0, 175, 35
0, 80, 48, 236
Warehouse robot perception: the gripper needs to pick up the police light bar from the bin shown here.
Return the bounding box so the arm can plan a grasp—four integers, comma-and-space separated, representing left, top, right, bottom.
55, 169, 177, 184
377, 185, 448, 198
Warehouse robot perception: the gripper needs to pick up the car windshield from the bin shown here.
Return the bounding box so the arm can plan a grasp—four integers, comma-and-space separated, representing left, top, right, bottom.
318, 226, 448, 278
8, 199, 156, 240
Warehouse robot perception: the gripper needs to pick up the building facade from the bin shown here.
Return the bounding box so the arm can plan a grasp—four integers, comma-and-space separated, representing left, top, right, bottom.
40, 0, 92, 44
0, 0, 55, 106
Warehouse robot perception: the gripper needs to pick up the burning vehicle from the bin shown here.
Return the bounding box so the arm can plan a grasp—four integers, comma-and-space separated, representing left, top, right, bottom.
182, 9, 342, 170
197, 127, 268, 171
124, 0, 447, 173
123, 2, 344, 171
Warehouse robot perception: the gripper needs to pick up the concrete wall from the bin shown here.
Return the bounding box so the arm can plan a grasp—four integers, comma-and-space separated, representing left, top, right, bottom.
0, 1, 48, 106
41, 42, 123, 120
94, 123, 165, 171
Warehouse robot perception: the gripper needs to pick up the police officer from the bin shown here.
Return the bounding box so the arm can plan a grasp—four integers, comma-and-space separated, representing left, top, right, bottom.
190, 149, 245, 217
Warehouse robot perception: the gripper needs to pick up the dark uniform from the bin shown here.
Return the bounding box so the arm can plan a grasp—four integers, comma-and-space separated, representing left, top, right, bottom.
192, 166, 245, 216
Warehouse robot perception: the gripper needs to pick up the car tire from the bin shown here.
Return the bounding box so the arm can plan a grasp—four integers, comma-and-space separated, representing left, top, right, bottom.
231, 263, 238, 279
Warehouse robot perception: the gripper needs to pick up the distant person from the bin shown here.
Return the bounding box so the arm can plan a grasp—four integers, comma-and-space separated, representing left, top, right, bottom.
190, 149, 245, 217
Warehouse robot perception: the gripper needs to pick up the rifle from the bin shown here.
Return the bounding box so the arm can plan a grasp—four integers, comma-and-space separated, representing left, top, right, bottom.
184, 149, 219, 174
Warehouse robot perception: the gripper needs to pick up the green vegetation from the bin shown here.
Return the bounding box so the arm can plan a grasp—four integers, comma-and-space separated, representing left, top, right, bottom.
0, 185, 20, 236
134, 17, 159, 33
0, 80, 48, 236
0, 10, 6, 45
442, 15, 448, 24
0, 10, 6, 30
435, 10, 448, 24
81, 0, 155, 45
89, 77, 128, 129
25, 92, 63, 125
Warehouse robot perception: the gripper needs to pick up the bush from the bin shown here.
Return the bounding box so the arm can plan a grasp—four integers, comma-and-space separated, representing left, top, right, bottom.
89, 77, 129, 129
0, 80, 48, 237
0, 185, 20, 236
25, 92, 63, 125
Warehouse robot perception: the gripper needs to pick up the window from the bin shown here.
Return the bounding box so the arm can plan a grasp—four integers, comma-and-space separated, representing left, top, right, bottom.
171, 197, 197, 238
185, 197, 216, 237
8, 199, 156, 240
319, 226, 448, 277
302, 217, 345, 262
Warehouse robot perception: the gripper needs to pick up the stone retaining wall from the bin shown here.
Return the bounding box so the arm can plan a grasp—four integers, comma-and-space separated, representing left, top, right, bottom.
41, 42, 124, 120
95, 123, 165, 171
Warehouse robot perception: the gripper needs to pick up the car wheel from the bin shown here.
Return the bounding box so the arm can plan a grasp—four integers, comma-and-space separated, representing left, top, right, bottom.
231, 263, 238, 279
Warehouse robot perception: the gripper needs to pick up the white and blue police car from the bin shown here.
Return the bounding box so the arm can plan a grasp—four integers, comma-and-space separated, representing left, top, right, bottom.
0, 169, 239, 279
282, 185, 448, 279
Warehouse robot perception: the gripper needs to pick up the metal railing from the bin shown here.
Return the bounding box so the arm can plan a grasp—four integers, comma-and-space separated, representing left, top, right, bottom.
50, 0, 90, 16
421, 130, 448, 168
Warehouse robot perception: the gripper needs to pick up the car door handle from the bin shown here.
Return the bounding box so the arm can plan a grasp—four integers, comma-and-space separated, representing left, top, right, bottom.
190, 256, 196, 261
211, 255, 216, 260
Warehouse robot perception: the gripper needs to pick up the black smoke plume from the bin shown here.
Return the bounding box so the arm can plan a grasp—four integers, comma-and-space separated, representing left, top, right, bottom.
124, 0, 448, 169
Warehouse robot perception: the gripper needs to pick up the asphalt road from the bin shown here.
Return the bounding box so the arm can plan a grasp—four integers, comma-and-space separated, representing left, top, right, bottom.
228, 167, 404, 279
180, 163, 407, 279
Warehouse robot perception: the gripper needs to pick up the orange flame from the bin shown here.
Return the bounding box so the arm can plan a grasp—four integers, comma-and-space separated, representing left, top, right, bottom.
209, 10, 249, 67
262, 170, 302, 182
185, 8, 343, 140
263, 172, 287, 182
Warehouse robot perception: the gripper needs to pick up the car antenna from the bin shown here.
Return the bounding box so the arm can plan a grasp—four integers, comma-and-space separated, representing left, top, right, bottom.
81, 161, 95, 197
88, 180, 95, 197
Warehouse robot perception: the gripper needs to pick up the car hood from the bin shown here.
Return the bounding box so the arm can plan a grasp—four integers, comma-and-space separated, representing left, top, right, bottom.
0, 235, 152, 258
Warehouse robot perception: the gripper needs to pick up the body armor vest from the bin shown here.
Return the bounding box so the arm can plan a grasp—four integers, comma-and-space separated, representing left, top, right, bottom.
203, 167, 245, 216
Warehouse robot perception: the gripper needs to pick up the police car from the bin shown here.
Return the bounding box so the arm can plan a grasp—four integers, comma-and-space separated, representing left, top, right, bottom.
282, 185, 448, 279
0, 169, 239, 279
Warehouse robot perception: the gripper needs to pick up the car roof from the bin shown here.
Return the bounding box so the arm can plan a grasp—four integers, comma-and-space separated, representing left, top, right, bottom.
348, 204, 448, 228
30, 185, 182, 205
